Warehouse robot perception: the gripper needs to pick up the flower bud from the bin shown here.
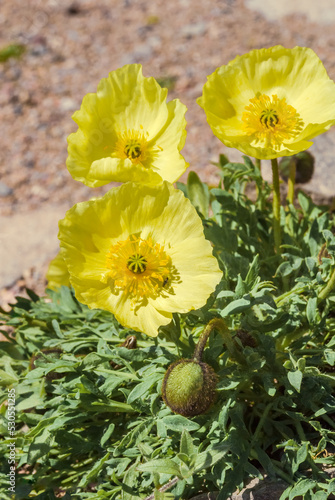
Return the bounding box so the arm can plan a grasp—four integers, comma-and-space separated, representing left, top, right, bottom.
162, 359, 218, 417
279, 151, 314, 184
235, 329, 257, 348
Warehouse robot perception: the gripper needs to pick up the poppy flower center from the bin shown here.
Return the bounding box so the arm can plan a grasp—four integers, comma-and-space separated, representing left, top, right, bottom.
114, 129, 149, 164
242, 94, 304, 149
106, 235, 171, 301
127, 254, 147, 274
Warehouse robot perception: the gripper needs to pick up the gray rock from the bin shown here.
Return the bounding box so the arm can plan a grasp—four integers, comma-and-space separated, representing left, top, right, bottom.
181, 22, 207, 38
121, 44, 153, 65
0, 182, 13, 197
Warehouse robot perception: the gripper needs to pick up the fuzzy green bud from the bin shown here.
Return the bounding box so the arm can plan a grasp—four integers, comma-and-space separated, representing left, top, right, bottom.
162, 359, 218, 417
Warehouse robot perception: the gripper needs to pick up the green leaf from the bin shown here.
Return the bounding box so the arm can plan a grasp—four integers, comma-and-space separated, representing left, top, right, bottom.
16, 392, 45, 411
245, 255, 260, 289
0, 369, 18, 385
288, 479, 317, 499
51, 319, 63, 338
287, 370, 303, 393
161, 415, 200, 432
187, 171, 209, 217
194, 443, 228, 472
292, 442, 309, 474
101, 423, 115, 448
220, 297, 252, 317
180, 430, 196, 461
127, 372, 162, 404
122, 463, 141, 500
325, 349, 335, 366
306, 297, 317, 325
137, 459, 181, 477
78, 452, 110, 487
27, 428, 53, 464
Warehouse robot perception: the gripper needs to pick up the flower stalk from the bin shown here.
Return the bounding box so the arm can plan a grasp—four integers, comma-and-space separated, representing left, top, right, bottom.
271, 158, 282, 254
318, 266, 335, 302
193, 318, 244, 365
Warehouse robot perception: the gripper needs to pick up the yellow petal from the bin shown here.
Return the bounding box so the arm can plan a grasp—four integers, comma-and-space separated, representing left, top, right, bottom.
198, 45, 335, 159
58, 182, 222, 337
46, 252, 71, 290
67, 64, 188, 186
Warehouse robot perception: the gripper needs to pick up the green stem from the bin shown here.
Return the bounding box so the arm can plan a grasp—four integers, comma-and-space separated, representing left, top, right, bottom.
275, 284, 307, 306
193, 318, 244, 365
250, 450, 294, 485
271, 158, 282, 254
250, 403, 272, 447
318, 266, 335, 302
255, 157, 261, 172
295, 420, 307, 442
287, 159, 296, 205
276, 326, 307, 352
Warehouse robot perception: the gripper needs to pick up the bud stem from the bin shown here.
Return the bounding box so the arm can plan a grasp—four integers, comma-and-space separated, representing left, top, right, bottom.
193, 318, 244, 364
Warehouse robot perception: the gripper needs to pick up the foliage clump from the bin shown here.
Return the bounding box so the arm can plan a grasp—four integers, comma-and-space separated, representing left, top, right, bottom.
1, 157, 335, 499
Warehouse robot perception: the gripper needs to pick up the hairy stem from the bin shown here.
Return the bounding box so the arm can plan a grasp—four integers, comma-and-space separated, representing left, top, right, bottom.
193, 318, 244, 365
271, 158, 282, 254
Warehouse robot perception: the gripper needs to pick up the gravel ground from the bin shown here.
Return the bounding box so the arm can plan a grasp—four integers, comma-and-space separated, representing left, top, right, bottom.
2, 0, 335, 217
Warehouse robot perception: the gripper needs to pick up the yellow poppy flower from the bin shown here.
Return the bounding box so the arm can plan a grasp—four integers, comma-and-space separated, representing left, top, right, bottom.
46, 252, 71, 290
58, 182, 222, 337
67, 64, 188, 187
197, 46, 335, 160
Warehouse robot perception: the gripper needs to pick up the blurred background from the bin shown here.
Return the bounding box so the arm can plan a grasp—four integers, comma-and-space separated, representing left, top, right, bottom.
1, 0, 335, 305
